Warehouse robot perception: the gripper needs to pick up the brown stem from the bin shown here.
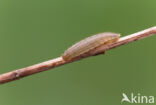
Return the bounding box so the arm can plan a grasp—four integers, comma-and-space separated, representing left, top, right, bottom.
0, 26, 156, 84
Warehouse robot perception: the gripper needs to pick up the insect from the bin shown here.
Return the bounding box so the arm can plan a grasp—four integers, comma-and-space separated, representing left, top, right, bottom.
62, 32, 120, 61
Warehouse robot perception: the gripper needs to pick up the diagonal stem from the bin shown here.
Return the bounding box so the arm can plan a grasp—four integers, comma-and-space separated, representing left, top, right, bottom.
0, 26, 156, 84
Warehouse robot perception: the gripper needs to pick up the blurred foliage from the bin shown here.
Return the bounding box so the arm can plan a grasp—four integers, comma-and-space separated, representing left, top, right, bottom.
0, 0, 156, 105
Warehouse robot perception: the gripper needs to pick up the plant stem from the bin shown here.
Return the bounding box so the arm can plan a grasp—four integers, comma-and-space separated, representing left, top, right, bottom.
0, 26, 156, 84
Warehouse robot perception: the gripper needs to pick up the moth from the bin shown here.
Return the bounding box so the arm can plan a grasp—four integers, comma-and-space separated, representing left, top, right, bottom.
62, 32, 120, 61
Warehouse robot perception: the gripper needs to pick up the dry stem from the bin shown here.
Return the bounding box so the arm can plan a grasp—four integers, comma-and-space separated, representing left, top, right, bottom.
0, 26, 156, 84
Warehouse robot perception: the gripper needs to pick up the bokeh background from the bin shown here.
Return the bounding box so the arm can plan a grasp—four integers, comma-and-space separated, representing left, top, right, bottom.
0, 0, 156, 105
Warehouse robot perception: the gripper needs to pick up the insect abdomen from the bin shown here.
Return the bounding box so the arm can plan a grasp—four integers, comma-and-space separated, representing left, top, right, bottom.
62, 32, 120, 61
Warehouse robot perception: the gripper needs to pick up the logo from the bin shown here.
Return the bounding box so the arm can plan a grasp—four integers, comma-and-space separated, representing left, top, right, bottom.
121, 93, 154, 104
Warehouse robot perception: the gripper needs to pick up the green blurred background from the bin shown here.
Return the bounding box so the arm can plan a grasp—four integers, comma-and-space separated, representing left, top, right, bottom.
0, 0, 156, 105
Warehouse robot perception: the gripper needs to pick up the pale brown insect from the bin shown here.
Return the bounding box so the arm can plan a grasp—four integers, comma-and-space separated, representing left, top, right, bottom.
62, 32, 120, 61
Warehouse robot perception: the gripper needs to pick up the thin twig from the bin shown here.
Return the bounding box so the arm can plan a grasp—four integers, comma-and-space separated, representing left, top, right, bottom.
0, 26, 156, 84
